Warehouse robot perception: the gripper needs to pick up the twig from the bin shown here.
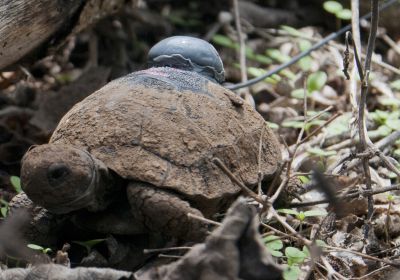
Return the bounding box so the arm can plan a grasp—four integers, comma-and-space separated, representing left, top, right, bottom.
289, 184, 400, 208
158, 254, 182, 259
320, 255, 348, 280
231, 0, 247, 84
212, 157, 266, 205
187, 213, 221, 226
143, 246, 191, 254
380, 33, 400, 56
347, 0, 379, 238
269, 76, 309, 203
257, 125, 265, 195
298, 112, 342, 146
328, 130, 400, 172
350, 265, 391, 280
260, 222, 296, 240
269, 206, 312, 246
324, 245, 400, 267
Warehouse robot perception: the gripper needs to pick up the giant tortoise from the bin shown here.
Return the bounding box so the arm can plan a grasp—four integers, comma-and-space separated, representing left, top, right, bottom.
20, 36, 281, 241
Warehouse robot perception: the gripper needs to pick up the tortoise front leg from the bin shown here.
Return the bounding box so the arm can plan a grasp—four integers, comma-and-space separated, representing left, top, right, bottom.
126, 182, 207, 242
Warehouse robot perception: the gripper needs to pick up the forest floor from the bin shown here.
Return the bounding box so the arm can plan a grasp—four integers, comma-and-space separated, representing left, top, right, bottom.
1, 0, 400, 279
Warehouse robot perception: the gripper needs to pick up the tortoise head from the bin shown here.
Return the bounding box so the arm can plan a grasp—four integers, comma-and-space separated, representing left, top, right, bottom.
148, 36, 225, 83
21, 144, 112, 214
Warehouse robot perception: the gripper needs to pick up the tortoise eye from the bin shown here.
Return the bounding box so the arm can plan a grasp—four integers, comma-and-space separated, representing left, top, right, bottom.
47, 163, 70, 186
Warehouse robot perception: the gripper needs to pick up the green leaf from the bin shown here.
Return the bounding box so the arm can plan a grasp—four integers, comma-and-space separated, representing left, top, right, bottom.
386, 119, 400, 131
298, 56, 312, 71
323, 1, 343, 14
264, 235, 284, 250
303, 209, 327, 217
43, 248, 52, 254
271, 250, 284, 257
280, 25, 303, 37
325, 113, 351, 137
28, 244, 44, 251
336, 9, 352, 20
297, 212, 306, 221
278, 209, 299, 216
307, 71, 327, 92
299, 175, 310, 184
285, 247, 307, 265
307, 147, 336, 157
252, 54, 273, 64
291, 88, 309, 99
368, 125, 392, 138
266, 49, 291, 63
284, 265, 301, 280
390, 79, 400, 90
10, 176, 22, 193
0, 198, 8, 206
247, 67, 280, 84
74, 238, 106, 249
298, 40, 312, 52
316, 240, 327, 247
370, 110, 390, 124
379, 97, 400, 107
281, 69, 297, 81
1, 207, 7, 217
266, 121, 279, 130
282, 120, 304, 129
302, 246, 310, 257
212, 34, 234, 48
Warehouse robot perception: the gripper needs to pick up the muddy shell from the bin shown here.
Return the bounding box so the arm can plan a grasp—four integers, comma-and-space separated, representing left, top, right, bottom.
50, 67, 281, 203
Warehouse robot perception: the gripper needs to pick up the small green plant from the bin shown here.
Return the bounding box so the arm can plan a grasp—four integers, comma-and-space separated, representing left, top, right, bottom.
385, 194, 399, 241
0, 198, 9, 217
283, 246, 309, 280
290, 71, 327, 99
323, 1, 352, 20
10, 176, 22, 193
371, 110, 400, 130
27, 244, 52, 254
278, 208, 327, 232
278, 208, 327, 222
307, 147, 337, 157
281, 119, 325, 132
73, 238, 106, 254
264, 235, 284, 257
212, 34, 273, 65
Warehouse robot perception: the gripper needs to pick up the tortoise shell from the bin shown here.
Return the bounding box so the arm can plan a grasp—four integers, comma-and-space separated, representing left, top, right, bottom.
50, 67, 281, 201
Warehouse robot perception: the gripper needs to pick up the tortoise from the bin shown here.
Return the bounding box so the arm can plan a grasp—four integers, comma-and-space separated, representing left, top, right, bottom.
20, 36, 281, 241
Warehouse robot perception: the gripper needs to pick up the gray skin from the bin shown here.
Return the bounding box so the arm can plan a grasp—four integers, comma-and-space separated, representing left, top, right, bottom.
19, 36, 281, 242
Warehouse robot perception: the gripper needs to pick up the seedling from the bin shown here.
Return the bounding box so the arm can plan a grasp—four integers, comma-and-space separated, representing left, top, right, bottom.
10, 176, 22, 193
323, 1, 352, 21
385, 194, 399, 241
27, 244, 52, 254
73, 238, 106, 254
283, 246, 309, 280
0, 198, 8, 218
263, 235, 284, 257
290, 71, 327, 99
278, 208, 327, 232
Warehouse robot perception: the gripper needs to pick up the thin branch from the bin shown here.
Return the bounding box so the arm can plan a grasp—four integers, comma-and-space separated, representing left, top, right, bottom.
231, 0, 248, 84
289, 184, 400, 208
212, 157, 266, 205
187, 213, 221, 226
143, 246, 191, 254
